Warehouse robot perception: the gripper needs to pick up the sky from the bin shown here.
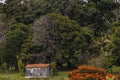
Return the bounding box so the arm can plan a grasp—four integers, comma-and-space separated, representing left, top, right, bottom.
0, 0, 6, 3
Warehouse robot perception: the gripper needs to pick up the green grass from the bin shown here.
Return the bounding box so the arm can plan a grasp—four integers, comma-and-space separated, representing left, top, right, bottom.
0, 71, 69, 80
107, 66, 120, 73
112, 66, 120, 73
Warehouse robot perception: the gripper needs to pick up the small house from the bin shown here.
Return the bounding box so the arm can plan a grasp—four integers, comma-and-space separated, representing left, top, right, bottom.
25, 64, 52, 78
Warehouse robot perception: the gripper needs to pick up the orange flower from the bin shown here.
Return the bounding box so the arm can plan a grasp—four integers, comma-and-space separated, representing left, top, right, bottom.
106, 73, 115, 77
68, 65, 118, 80
98, 68, 106, 73
73, 69, 78, 73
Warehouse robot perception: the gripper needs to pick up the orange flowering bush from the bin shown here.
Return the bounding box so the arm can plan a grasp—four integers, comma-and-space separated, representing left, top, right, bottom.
68, 65, 118, 80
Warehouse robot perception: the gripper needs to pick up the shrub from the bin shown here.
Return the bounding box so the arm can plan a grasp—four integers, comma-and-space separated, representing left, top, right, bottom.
68, 65, 118, 80
50, 62, 58, 75
17, 59, 24, 76
0, 62, 7, 70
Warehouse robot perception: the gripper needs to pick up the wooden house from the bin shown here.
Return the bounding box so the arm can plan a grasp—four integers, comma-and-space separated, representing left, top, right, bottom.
25, 64, 52, 78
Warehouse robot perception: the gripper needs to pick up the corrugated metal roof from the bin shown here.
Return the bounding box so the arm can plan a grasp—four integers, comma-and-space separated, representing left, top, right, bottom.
26, 64, 50, 68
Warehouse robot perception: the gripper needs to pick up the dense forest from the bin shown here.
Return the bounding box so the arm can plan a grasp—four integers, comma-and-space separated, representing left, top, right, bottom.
0, 0, 120, 72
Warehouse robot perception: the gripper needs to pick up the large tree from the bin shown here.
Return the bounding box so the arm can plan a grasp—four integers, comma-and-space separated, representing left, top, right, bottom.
32, 13, 97, 68
3, 0, 34, 24
4, 23, 31, 69
0, 0, 119, 69
111, 21, 120, 66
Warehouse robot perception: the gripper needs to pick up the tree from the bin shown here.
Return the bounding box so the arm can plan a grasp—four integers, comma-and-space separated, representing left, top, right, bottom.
3, 0, 34, 24
0, 0, 119, 69
4, 23, 31, 69
110, 21, 120, 66
32, 0, 118, 36
114, 0, 120, 22
6, 0, 84, 23
30, 0, 80, 15
0, 14, 7, 66
32, 13, 96, 68
104, 21, 120, 69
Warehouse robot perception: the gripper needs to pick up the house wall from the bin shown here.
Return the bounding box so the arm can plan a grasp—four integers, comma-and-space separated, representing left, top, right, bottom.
26, 67, 52, 77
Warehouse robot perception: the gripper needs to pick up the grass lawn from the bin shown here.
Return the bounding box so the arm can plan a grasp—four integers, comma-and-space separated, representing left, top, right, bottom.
107, 66, 120, 73
0, 71, 69, 80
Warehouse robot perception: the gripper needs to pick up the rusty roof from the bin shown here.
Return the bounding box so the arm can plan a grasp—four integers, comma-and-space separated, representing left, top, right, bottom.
25, 64, 50, 68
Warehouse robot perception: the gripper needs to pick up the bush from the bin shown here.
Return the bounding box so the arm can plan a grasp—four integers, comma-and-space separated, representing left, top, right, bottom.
68, 65, 118, 80
17, 59, 24, 76
50, 62, 58, 75
0, 62, 7, 70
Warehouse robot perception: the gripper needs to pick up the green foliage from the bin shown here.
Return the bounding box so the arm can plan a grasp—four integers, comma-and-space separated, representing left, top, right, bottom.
6, 23, 31, 54
0, 0, 120, 70
17, 59, 24, 76
104, 55, 116, 68
50, 62, 57, 75
110, 66, 120, 73
111, 21, 120, 66
0, 62, 7, 70
104, 21, 120, 69
3, 23, 32, 69
3, 0, 34, 24
33, 13, 95, 67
